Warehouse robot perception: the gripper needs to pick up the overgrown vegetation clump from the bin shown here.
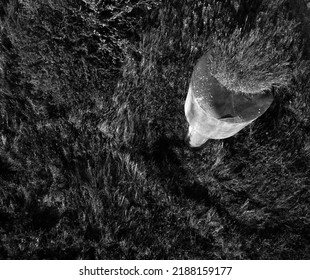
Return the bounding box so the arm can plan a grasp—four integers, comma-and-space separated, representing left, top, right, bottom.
1, 0, 310, 259
209, 0, 306, 93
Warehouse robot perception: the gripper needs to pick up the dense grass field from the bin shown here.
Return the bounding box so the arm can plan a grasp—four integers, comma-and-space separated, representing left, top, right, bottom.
1, 0, 310, 259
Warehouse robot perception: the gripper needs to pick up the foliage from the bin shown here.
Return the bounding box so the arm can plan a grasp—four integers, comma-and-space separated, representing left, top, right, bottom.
208, 0, 305, 93
1, 0, 310, 260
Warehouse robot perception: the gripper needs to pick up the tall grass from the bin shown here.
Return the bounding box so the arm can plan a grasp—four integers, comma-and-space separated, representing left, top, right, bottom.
1, 0, 310, 259
208, 0, 304, 93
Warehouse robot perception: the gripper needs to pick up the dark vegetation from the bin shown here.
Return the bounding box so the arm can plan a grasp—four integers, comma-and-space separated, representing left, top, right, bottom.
0, 0, 310, 259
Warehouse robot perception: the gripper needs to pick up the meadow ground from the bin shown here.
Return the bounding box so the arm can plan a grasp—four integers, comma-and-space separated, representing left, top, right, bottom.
0, 0, 310, 259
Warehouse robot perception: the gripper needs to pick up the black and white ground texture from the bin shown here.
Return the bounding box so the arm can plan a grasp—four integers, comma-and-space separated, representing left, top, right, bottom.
0, 0, 310, 259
